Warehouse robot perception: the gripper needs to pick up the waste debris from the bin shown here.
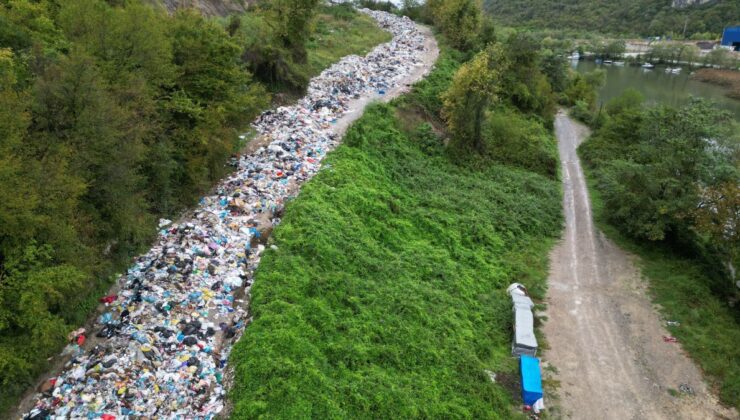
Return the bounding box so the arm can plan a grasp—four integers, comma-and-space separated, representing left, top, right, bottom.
24, 9, 428, 419
678, 383, 695, 395
508, 283, 538, 357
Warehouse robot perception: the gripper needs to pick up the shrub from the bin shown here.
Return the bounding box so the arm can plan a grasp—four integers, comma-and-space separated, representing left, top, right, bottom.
482, 108, 558, 177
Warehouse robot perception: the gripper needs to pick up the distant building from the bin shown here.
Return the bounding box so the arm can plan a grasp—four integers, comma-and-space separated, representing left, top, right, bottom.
721, 26, 740, 51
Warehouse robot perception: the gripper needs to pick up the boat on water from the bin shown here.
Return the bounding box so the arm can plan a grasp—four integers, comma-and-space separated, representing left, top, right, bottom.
641, 62, 655, 69
613, 61, 625, 66
665, 67, 682, 74
603, 59, 613, 65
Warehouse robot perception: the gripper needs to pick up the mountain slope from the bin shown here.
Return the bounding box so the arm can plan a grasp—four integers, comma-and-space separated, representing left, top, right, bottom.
484, 0, 739, 37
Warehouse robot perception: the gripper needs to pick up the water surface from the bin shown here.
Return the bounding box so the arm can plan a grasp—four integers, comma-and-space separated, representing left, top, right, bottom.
574, 60, 740, 120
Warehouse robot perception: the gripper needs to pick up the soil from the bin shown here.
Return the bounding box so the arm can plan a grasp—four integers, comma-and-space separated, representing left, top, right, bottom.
542, 111, 738, 420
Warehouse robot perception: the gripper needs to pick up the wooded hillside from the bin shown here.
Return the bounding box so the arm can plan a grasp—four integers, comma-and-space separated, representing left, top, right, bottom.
484, 0, 739, 37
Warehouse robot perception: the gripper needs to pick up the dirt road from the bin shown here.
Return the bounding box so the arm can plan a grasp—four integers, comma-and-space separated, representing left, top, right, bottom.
542, 111, 737, 420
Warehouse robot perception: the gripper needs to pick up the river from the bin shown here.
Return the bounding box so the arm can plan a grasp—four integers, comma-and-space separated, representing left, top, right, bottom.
574, 60, 740, 120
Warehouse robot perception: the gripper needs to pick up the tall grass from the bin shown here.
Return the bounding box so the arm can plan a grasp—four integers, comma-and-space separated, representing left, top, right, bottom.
229, 96, 562, 417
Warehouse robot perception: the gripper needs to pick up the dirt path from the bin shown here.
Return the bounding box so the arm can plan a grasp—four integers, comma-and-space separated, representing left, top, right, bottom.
542, 111, 737, 420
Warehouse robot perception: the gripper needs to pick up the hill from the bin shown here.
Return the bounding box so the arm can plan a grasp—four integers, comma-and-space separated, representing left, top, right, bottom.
483, 0, 740, 37
146, 0, 248, 16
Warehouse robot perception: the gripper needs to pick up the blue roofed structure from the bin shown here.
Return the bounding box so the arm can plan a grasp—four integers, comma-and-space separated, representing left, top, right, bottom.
722, 26, 740, 51
519, 355, 543, 407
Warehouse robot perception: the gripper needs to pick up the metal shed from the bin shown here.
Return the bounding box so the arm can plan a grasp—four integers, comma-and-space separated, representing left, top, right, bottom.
722, 26, 740, 51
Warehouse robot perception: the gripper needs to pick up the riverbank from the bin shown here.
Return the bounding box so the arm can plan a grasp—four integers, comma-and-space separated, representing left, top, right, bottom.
691, 68, 740, 99
572, 60, 740, 119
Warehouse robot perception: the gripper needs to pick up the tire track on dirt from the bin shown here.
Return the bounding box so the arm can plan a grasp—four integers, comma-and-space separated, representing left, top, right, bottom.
542, 111, 737, 420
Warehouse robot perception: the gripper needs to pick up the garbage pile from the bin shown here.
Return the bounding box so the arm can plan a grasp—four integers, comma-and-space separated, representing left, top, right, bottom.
25, 9, 428, 420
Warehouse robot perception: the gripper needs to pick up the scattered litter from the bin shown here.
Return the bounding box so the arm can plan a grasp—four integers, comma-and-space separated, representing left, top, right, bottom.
679, 383, 694, 395
663, 335, 679, 343
508, 283, 538, 356
25, 9, 428, 419
520, 355, 545, 414
485, 370, 497, 383
66, 328, 85, 341
666, 320, 681, 327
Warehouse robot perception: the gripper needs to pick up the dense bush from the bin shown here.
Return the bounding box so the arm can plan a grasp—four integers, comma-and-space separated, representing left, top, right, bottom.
427, 0, 483, 51
580, 93, 739, 296
230, 102, 562, 418
482, 108, 558, 177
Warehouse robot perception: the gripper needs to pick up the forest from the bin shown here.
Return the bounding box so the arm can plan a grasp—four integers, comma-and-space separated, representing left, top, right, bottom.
0, 0, 387, 412
484, 0, 740, 38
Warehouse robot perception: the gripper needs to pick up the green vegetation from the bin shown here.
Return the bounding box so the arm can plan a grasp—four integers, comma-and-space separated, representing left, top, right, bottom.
483, 0, 740, 39
579, 90, 740, 407
442, 44, 504, 151
230, 103, 562, 419
0, 1, 390, 414
230, 14, 575, 413
306, 5, 392, 77
427, 0, 484, 50
441, 33, 559, 175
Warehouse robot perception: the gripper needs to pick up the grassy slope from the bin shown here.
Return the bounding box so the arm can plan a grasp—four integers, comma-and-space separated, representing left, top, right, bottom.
306, 9, 392, 78
0, 8, 392, 417
581, 161, 740, 407
229, 65, 564, 416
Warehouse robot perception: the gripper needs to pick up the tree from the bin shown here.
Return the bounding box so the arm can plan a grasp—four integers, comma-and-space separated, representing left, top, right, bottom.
166, 11, 269, 202
564, 69, 604, 108
442, 45, 504, 152
694, 182, 739, 267
428, 0, 482, 51
704, 48, 734, 69
501, 32, 556, 119
592, 99, 732, 242
0, 49, 37, 330
31, 50, 151, 258
540, 48, 569, 93
261, 0, 321, 63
